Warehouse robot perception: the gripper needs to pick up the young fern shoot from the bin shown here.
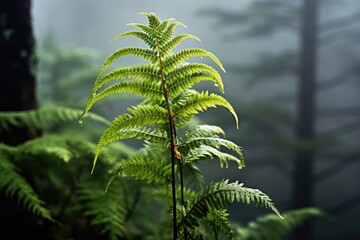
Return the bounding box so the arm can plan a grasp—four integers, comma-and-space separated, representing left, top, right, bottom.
80, 12, 282, 240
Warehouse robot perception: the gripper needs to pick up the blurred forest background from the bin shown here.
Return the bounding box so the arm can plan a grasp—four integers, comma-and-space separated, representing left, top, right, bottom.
1, 0, 359, 239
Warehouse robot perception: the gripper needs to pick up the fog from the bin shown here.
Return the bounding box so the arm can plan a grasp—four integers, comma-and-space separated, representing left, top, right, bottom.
31, 1, 360, 239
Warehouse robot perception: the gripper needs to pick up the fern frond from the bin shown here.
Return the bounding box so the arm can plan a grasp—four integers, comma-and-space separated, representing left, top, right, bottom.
184, 145, 243, 169
97, 47, 158, 79
182, 125, 225, 139
109, 31, 156, 49
107, 157, 172, 190
235, 207, 324, 240
179, 125, 244, 168
156, 17, 175, 33
0, 148, 54, 221
163, 48, 226, 72
198, 209, 235, 240
92, 127, 168, 173
0, 105, 110, 130
161, 34, 200, 55
167, 62, 222, 83
92, 64, 160, 93
138, 12, 161, 28
83, 80, 163, 116
110, 105, 168, 131
97, 107, 168, 153
159, 21, 187, 46
127, 23, 154, 36
78, 182, 127, 240
182, 163, 204, 188
168, 72, 224, 97
178, 180, 282, 230
172, 91, 238, 128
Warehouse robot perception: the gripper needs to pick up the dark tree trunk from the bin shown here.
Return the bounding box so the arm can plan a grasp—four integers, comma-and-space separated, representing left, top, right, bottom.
292, 0, 318, 239
0, 0, 40, 145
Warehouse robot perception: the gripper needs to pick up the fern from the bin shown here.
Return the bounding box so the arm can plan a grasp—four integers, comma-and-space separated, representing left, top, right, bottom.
78, 181, 128, 240
0, 146, 54, 222
0, 128, 136, 239
177, 180, 282, 231
179, 124, 244, 168
79, 12, 281, 240
198, 209, 235, 240
106, 157, 172, 189
234, 207, 324, 240
0, 105, 110, 131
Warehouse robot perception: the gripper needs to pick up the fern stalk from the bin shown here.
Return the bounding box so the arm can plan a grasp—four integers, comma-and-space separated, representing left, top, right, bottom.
155, 31, 178, 239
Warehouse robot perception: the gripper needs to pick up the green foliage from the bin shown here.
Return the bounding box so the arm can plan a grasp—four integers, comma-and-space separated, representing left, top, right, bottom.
80, 12, 282, 239
0, 105, 110, 131
178, 179, 282, 232
0, 146, 54, 222
0, 107, 136, 239
234, 207, 325, 240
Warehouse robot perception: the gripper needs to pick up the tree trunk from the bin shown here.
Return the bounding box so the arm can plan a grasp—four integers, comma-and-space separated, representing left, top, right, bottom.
292, 0, 318, 239
0, 0, 40, 145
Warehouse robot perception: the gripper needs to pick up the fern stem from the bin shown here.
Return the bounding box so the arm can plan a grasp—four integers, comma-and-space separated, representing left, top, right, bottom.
155, 32, 178, 240
179, 160, 188, 240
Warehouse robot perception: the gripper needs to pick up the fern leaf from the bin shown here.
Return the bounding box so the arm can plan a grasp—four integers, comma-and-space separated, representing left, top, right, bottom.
235, 207, 324, 240
172, 91, 238, 128
180, 131, 244, 168
81, 64, 161, 120
168, 72, 224, 97
107, 157, 172, 190
127, 23, 154, 36
156, 17, 175, 33
92, 127, 168, 173
97, 47, 158, 79
98, 105, 168, 144
78, 182, 127, 240
0, 150, 54, 222
82, 80, 163, 116
166, 63, 224, 93
109, 31, 156, 50
159, 21, 187, 46
163, 48, 226, 73
161, 34, 201, 55
92, 64, 160, 93
138, 12, 161, 28
0, 105, 110, 130
178, 180, 282, 230
182, 163, 204, 188
183, 125, 225, 139
199, 209, 235, 240
184, 145, 243, 169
